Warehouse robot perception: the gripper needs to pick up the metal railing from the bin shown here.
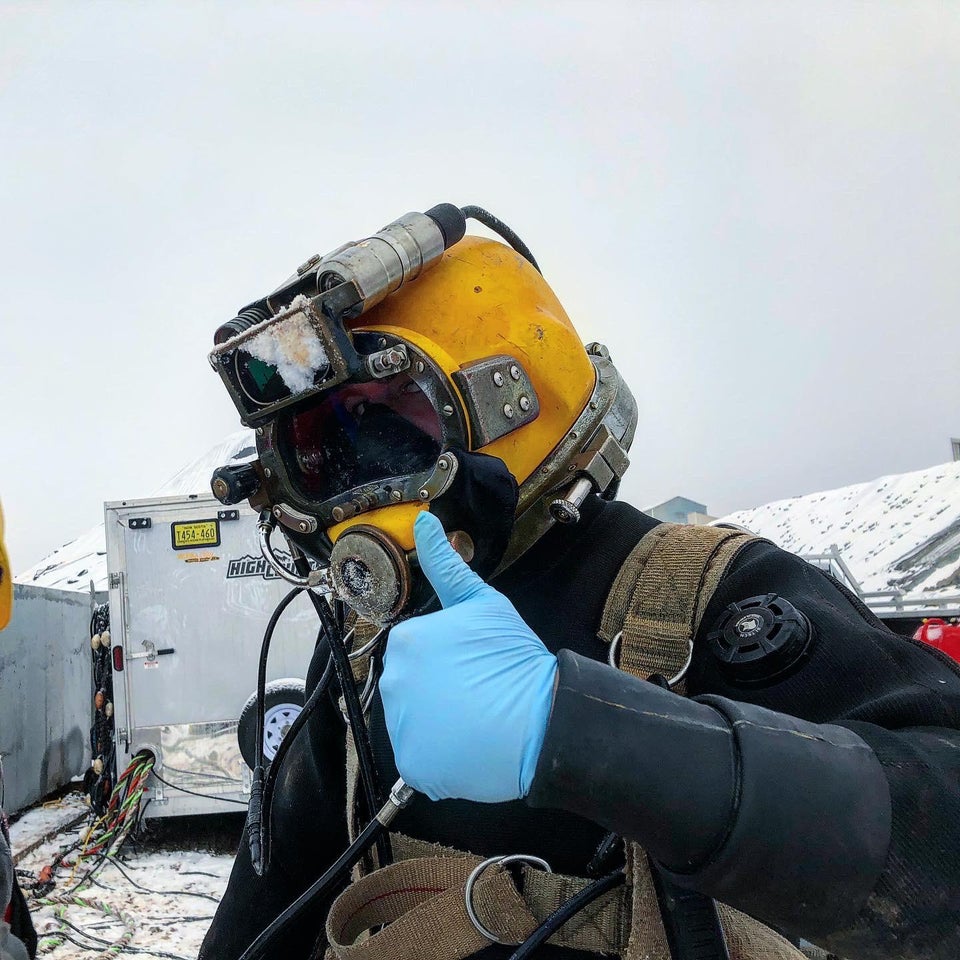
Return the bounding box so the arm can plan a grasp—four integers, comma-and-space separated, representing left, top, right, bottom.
803, 544, 960, 619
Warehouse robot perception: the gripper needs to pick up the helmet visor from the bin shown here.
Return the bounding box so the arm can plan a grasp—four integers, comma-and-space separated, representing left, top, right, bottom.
280, 372, 444, 503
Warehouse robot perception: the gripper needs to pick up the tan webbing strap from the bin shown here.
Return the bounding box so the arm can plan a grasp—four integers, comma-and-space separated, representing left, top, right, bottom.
344, 726, 361, 848
598, 523, 757, 692
326, 850, 630, 960
715, 904, 811, 960
623, 846, 671, 959
344, 616, 383, 852
327, 857, 536, 960
390, 834, 630, 954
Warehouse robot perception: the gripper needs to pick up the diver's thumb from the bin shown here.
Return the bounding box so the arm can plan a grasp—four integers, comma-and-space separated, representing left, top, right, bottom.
414, 511, 486, 608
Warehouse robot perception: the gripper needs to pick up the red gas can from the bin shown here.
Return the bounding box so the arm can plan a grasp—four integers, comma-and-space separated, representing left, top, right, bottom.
914, 618, 960, 664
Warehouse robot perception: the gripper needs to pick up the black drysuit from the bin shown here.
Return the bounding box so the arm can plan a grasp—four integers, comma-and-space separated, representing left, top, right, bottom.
200, 497, 960, 960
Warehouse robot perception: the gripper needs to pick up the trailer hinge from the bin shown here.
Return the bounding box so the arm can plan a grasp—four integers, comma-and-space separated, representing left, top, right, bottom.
109, 572, 122, 589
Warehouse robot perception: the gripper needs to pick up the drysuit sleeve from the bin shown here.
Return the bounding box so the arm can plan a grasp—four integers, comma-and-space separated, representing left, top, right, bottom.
526, 540, 960, 960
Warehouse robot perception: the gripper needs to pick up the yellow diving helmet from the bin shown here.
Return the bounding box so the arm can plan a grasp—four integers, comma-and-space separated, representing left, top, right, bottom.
209, 204, 636, 623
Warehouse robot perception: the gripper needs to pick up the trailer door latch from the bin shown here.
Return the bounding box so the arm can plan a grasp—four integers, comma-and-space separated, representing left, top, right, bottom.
128, 640, 176, 663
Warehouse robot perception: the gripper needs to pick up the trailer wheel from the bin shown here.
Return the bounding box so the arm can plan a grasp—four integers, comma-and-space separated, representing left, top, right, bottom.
238, 679, 306, 769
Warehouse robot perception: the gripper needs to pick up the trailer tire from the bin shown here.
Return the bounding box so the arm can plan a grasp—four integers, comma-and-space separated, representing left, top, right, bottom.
238, 679, 306, 769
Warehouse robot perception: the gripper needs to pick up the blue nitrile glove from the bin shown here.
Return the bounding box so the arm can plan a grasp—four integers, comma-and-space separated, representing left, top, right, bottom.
380, 511, 558, 803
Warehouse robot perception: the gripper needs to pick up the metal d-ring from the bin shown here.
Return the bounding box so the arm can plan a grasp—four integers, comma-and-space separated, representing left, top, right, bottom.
607, 631, 694, 689
464, 854, 552, 945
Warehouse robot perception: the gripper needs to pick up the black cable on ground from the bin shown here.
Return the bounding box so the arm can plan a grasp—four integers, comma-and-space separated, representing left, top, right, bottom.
102, 856, 220, 903
507, 871, 625, 960
149, 770, 247, 807
460, 205, 541, 273
41, 926, 192, 960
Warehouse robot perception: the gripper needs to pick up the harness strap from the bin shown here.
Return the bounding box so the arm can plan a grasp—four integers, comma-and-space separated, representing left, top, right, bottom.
598, 522, 756, 694
326, 849, 630, 960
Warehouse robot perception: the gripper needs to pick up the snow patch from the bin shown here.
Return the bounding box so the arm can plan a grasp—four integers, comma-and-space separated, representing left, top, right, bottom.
8, 794, 89, 862
241, 295, 328, 396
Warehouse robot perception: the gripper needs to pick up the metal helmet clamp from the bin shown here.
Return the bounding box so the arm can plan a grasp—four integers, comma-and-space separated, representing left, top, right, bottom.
208, 204, 637, 623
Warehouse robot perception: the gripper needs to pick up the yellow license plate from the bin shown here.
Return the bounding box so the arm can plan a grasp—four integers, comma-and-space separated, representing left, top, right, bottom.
171, 520, 220, 550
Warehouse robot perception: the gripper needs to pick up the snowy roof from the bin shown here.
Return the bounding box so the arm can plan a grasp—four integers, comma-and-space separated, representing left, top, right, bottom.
720, 461, 960, 606
16, 430, 255, 592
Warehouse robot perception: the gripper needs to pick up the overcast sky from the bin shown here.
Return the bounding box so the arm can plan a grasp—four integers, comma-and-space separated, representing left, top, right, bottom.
2, 1, 958, 571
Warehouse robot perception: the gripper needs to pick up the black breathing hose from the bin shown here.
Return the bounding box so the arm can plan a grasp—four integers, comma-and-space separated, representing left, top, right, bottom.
291, 553, 392, 868
247, 586, 307, 874
238, 814, 385, 960
460, 205, 541, 274
257, 644, 336, 872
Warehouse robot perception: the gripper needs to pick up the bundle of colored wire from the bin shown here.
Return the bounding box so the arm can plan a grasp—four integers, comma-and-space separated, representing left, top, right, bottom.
70, 751, 155, 883
37, 891, 191, 960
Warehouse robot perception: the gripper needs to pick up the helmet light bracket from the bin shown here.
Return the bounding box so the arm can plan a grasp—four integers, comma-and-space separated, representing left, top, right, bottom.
452, 355, 540, 447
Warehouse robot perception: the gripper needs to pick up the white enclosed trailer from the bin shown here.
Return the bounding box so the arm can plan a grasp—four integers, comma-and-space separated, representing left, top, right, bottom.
105, 494, 319, 817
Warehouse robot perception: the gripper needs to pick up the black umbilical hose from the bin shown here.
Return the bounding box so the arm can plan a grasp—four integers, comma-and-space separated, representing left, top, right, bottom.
461, 205, 541, 274
507, 870, 625, 960
247, 586, 306, 874
257, 644, 336, 872
237, 781, 415, 960
305, 585, 392, 867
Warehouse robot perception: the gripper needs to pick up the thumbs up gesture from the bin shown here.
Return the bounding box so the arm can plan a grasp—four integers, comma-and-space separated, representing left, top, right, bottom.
380, 511, 558, 803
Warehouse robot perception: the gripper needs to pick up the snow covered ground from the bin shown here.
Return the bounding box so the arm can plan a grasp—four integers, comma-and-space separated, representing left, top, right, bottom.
11, 794, 238, 959
720, 461, 960, 608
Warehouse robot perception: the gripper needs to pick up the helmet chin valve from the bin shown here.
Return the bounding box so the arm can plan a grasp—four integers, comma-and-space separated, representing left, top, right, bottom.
330, 526, 412, 624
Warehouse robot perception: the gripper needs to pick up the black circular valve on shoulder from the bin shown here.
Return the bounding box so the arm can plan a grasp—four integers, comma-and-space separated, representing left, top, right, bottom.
707, 593, 812, 685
